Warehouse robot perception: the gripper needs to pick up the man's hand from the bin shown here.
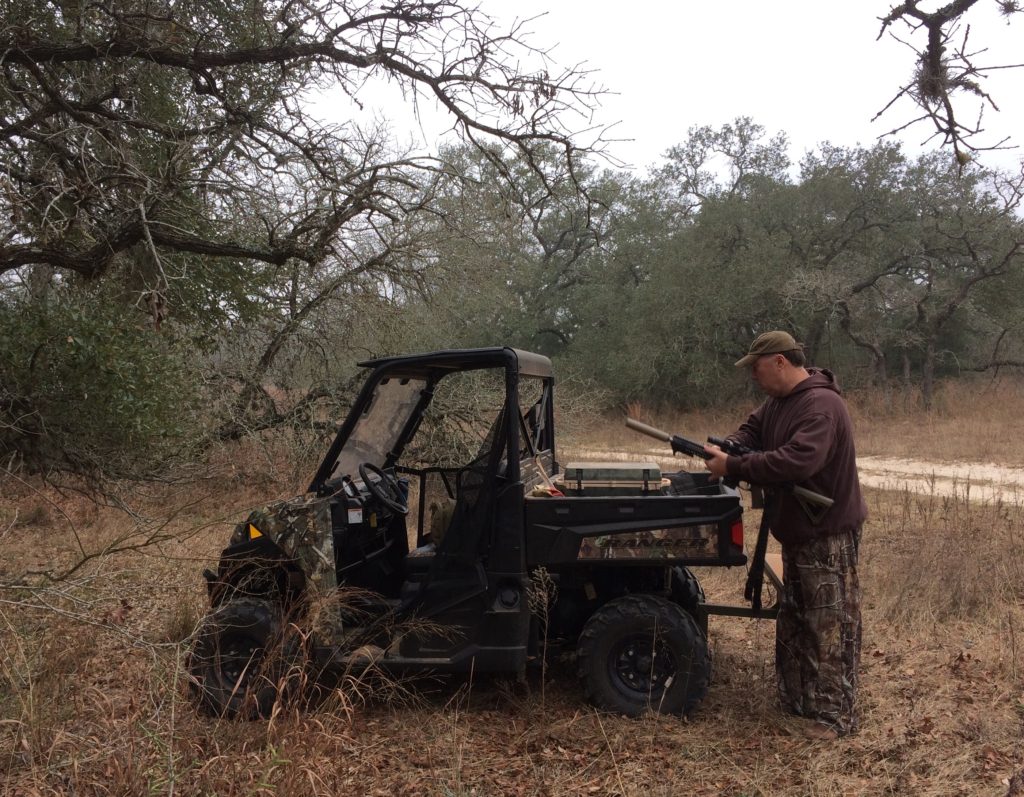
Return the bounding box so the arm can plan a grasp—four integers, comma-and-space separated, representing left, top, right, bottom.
703, 444, 729, 479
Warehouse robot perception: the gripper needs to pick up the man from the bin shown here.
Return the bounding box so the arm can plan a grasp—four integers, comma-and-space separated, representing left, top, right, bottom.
703, 330, 867, 740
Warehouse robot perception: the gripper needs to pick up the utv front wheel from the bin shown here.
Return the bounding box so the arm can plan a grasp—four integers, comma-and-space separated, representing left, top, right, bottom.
576, 594, 710, 716
188, 598, 303, 719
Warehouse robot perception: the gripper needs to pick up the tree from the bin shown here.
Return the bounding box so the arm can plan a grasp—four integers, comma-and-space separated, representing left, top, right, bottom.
790, 146, 1024, 407
0, 0, 607, 478
658, 117, 791, 216
380, 143, 615, 356
896, 153, 1024, 406
567, 120, 798, 405
781, 143, 919, 395
0, 0, 604, 294
0, 293, 203, 479
571, 120, 1024, 409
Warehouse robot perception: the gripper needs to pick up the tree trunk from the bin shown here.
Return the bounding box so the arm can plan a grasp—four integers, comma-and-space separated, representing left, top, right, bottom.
921, 340, 936, 411
872, 349, 891, 410
901, 350, 914, 411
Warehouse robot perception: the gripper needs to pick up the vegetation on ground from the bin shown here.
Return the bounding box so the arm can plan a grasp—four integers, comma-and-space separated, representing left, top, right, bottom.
2, 379, 1023, 796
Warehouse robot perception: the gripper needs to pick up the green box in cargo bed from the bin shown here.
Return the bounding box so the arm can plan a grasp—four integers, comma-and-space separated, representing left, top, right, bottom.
557, 461, 663, 495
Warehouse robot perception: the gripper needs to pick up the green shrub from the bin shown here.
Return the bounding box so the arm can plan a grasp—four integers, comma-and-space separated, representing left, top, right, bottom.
0, 294, 204, 481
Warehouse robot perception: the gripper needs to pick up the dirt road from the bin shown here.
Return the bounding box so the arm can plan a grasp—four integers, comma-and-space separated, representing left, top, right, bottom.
565, 447, 1024, 503
856, 455, 1024, 501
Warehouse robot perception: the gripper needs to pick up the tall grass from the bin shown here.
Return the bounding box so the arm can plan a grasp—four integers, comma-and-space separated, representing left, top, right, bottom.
848, 375, 1024, 464
867, 480, 1024, 626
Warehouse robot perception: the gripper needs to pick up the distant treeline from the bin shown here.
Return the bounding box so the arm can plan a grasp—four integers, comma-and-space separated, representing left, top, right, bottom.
405, 124, 1024, 411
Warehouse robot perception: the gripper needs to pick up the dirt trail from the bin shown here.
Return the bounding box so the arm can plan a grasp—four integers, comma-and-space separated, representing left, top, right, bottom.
565, 447, 1024, 503
856, 455, 1024, 501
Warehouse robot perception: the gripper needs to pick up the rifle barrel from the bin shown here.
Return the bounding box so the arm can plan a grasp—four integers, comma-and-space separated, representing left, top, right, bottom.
625, 417, 672, 443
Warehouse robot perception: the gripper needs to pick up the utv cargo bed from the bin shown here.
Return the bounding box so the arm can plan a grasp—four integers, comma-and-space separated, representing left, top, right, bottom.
527, 472, 746, 568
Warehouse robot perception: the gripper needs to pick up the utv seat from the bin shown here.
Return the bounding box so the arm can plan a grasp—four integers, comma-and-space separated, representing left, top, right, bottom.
405, 544, 436, 575
404, 498, 456, 573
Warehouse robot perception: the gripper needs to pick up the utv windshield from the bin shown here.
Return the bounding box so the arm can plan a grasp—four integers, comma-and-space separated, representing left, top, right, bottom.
322, 375, 427, 485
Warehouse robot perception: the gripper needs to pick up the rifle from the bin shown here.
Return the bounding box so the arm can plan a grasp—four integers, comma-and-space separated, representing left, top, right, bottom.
707, 435, 753, 456
625, 418, 832, 517
625, 417, 834, 611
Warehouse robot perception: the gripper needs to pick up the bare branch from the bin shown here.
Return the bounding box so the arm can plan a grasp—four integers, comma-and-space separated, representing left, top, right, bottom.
0, 0, 607, 288
877, 0, 1021, 159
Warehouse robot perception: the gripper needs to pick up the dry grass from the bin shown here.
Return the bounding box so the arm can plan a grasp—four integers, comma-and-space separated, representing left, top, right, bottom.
2, 378, 1024, 795
568, 374, 1024, 466
848, 375, 1024, 465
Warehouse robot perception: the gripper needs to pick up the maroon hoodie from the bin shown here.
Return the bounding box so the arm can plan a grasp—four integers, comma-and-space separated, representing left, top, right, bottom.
725, 368, 867, 545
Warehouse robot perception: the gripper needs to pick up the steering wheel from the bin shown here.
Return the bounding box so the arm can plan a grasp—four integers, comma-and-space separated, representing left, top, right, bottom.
358, 462, 409, 516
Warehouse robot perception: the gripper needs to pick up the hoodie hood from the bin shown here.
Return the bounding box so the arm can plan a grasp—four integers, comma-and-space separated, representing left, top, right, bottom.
790, 367, 841, 397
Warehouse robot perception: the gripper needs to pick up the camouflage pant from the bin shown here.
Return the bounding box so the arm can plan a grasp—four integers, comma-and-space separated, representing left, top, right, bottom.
777, 528, 861, 735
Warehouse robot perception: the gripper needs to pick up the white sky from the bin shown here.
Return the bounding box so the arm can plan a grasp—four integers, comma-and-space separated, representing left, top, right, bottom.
335, 1, 1024, 174
486, 0, 1024, 171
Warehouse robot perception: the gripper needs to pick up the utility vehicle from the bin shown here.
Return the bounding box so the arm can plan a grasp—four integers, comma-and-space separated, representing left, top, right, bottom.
188, 347, 773, 719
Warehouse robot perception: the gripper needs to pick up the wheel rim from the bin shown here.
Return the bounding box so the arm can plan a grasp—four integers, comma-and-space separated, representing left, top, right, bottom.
609, 632, 679, 699
217, 632, 265, 689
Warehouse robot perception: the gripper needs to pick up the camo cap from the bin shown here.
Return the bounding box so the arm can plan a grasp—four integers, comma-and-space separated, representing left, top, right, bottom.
735, 330, 802, 367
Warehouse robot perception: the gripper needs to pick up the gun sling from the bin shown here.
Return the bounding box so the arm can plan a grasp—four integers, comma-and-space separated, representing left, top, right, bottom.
744, 490, 776, 612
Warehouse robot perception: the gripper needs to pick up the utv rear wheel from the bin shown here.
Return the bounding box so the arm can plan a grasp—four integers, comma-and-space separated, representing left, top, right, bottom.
577, 594, 710, 717
188, 598, 303, 719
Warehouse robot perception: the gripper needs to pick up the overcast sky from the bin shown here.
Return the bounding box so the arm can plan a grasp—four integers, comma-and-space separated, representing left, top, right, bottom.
342, 1, 1024, 174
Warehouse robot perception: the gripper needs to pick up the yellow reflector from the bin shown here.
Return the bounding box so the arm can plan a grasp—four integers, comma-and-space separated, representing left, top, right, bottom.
248, 524, 263, 539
